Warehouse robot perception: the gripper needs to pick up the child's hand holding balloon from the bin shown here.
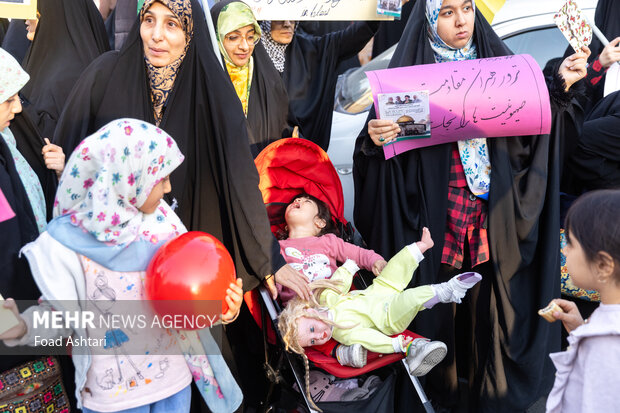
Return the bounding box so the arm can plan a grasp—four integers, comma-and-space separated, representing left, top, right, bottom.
221, 279, 243, 324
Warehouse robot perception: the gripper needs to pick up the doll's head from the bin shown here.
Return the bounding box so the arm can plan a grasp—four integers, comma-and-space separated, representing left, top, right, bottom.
564, 189, 620, 291
277, 279, 354, 411
284, 192, 336, 238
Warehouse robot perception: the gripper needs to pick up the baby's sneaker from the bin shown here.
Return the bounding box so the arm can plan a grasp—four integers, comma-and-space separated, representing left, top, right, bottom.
406, 338, 447, 376
336, 343, 367, 368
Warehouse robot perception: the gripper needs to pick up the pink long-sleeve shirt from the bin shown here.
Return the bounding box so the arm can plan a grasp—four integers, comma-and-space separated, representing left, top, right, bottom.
277, 233, 384, 304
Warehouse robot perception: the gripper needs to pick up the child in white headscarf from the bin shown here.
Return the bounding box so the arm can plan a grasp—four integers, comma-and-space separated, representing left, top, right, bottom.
1, 119, 245, 413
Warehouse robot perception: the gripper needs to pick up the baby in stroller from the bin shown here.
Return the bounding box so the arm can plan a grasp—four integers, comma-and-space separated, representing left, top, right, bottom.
277, 193, 481, 373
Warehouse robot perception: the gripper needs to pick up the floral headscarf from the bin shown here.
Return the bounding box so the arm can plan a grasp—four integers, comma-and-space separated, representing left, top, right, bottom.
425, 0, 490, 199
0, 47, 30, 103
425, 0, 477, 63
140, 0, 194, 125
54, 118, 185, 246
216, 2, 261, 115
259, 21, 292, 73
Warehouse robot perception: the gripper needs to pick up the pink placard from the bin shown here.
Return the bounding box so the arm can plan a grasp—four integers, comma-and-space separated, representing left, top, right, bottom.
0, 188, 15, 223
366, 54, 552, 159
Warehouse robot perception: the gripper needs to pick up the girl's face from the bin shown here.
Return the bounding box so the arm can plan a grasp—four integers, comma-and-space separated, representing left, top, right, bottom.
436, 0, 475, 49
140, 2, 187, 67
222, 24, 258, 67
0, 94, 22, 131
285, 196, 324, 234
564, 234, 596, 291
270, 20, 295, 45
139, 175, 171, 214
296, 311, 332, 347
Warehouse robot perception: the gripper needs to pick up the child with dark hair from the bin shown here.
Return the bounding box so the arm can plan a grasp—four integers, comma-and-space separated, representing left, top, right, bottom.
277, 192, 387, 367
545, 189, 620, 412
278, 193, 387, 303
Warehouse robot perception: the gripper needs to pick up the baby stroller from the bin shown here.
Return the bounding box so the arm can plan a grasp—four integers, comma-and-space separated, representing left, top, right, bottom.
245, 138, 436, 413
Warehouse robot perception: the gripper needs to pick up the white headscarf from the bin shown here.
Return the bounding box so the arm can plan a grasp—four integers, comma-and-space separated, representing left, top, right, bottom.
0, 48, 29, 103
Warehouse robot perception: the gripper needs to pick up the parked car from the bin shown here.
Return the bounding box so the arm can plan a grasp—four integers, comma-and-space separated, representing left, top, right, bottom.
327, 0, 597, 224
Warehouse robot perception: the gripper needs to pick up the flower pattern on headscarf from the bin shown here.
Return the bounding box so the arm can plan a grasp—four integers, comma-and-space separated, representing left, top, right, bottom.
0, 48, 30, 103
426, 0, 490, 198
259, 21, 290, 73
216, 2, 261, 115
54, 118, 185, 245
140, 0, 194, 125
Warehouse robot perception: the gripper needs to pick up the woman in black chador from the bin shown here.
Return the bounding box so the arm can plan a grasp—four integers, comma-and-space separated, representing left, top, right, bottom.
211, 0, 298, 158
54, 0, 310, 304
353, 0, 588, 411
20, 0, 110, 139
260, 18, 379, 150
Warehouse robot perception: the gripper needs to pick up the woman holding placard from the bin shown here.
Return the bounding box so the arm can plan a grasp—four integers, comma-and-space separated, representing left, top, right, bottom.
352, 0, 588, 411
260, 18, 379, 150
211, 0, 299, 158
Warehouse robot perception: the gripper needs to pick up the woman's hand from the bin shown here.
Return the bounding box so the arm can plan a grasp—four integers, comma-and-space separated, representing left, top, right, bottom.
0, 298, 27, 341
221, 278, 243, 324
42, 138, 65, 179
599, 37, 620, 69
558, 46, 591, 91
265, 264, 310, 301
368, 119, 401, 146
551, 298, 585, 333
372, 259, 387, 276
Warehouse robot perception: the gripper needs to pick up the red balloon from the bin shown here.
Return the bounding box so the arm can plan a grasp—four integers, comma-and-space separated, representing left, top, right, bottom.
146, 231, 236, 328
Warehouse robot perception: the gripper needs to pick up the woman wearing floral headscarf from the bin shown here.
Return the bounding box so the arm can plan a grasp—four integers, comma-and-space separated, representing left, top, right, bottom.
353, 0, 589, 411
211, 0, 297, 157
2, 118, 245, 413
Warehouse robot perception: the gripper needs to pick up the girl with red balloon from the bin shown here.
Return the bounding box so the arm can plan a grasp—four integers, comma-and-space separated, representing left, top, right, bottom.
0, 119, 244, 413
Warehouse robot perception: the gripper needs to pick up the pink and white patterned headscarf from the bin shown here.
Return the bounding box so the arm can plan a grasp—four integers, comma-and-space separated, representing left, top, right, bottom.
54, 118, 186, 245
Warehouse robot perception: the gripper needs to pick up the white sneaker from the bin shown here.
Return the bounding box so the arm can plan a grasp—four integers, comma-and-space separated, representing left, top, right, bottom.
406, 338, 447, 376
336, 344, 368, 368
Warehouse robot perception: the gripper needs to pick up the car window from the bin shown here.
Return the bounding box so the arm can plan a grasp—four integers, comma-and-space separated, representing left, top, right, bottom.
502, 26, 570, 69
334, 45, 395, 114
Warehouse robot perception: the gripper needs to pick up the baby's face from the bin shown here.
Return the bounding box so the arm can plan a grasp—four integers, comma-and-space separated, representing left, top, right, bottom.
296, 315, 332, 347
285, 197, 319, 227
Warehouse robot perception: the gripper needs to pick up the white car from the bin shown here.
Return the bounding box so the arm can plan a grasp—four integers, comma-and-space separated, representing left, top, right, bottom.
327, 0, 597, 224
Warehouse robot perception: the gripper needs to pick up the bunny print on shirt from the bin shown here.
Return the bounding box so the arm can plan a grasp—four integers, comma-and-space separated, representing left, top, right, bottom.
284, 247, 332, 281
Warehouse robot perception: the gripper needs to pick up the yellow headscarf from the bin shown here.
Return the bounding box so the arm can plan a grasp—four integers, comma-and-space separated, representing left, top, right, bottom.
216, 2, 261, 116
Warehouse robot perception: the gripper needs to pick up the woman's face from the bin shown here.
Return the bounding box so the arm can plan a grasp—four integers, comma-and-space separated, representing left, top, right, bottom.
436, 0, 475, 49
270, 20, 295, 45
140, 2, 187, 67
0, 94, 22, 131
222, 24, 257, 67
